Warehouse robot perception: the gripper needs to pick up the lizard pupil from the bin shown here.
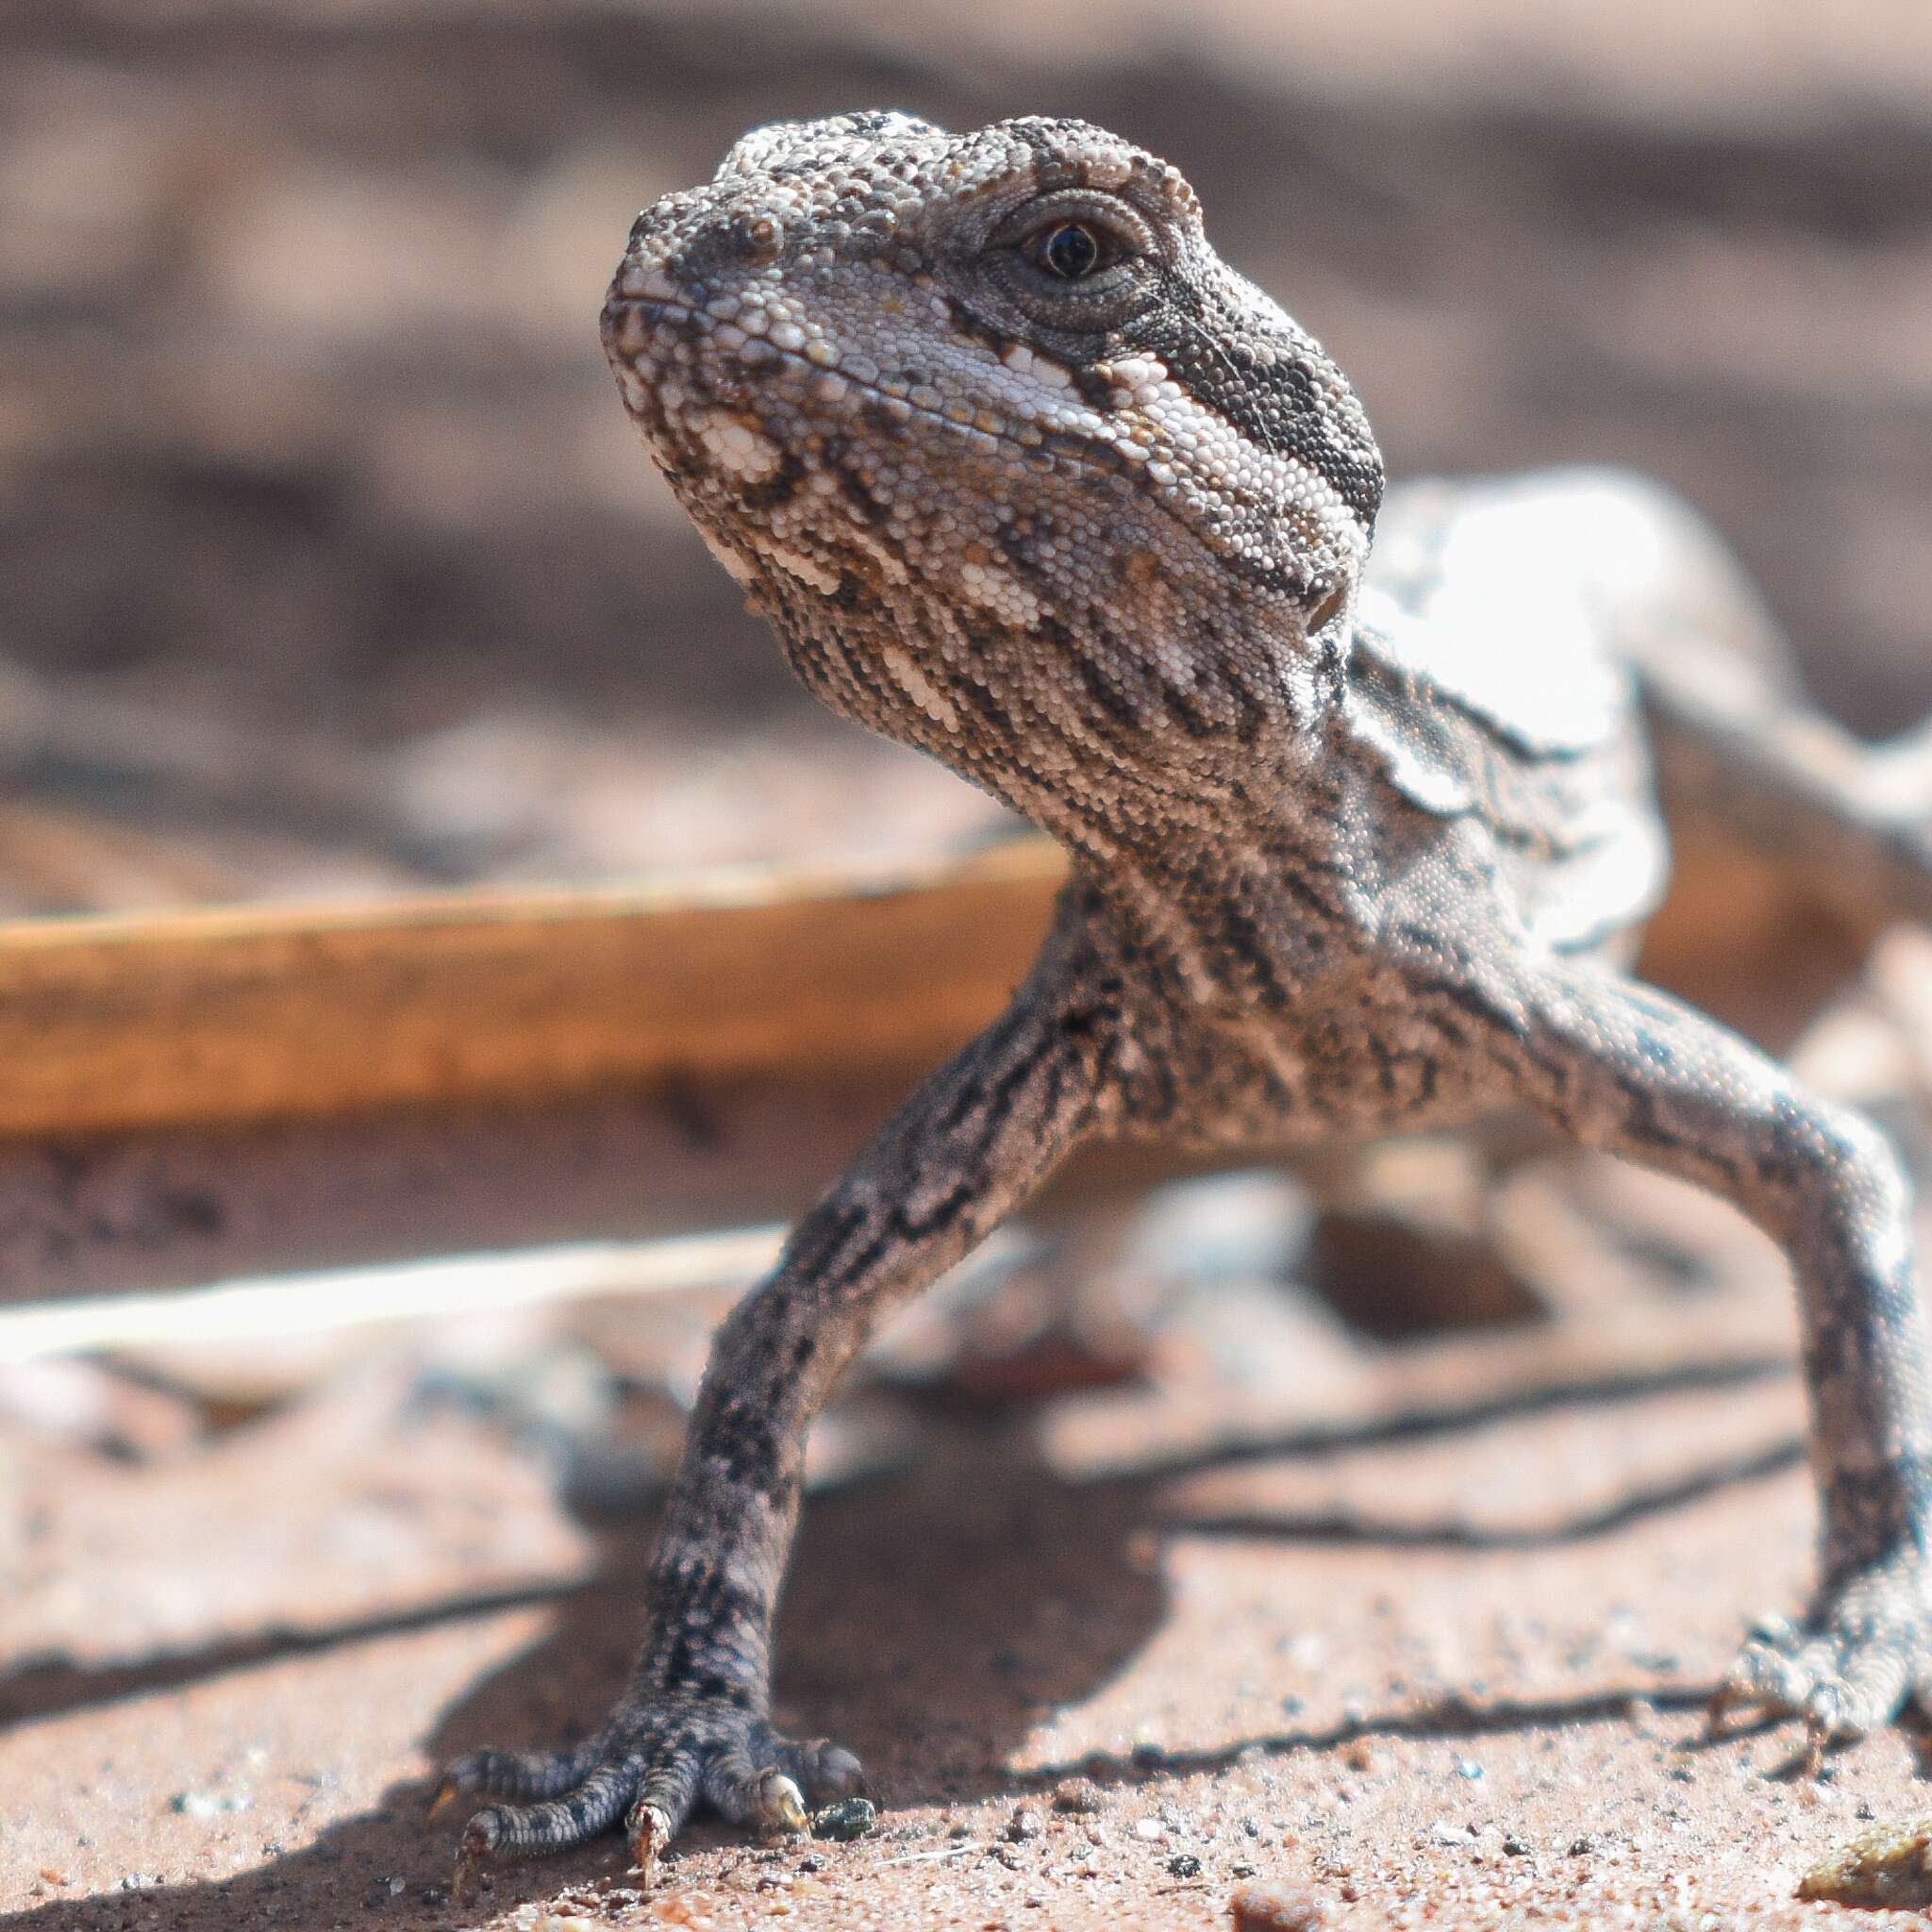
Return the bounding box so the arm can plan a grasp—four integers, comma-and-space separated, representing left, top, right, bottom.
1041, 222, 1101, 279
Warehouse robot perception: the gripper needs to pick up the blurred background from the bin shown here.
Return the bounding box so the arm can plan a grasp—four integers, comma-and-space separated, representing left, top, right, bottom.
6, 0, 1932, 915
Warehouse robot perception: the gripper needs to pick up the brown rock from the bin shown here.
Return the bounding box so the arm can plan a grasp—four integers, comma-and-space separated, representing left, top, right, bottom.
1230, 1882, 1343, 1930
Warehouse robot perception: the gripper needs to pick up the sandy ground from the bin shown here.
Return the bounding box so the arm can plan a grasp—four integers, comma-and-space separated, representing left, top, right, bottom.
9, 1280, 1932, 1932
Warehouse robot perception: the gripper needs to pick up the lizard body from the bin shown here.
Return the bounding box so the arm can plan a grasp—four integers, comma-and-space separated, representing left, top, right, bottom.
442, 112, 1932, 1886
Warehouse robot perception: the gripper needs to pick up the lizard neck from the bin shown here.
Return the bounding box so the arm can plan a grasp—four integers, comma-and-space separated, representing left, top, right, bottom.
1063, 751, 1362, 1012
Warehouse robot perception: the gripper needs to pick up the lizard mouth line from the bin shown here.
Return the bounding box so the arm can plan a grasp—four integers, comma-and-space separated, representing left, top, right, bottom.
608, 291, 1321, 605
608, 292, 1127, 472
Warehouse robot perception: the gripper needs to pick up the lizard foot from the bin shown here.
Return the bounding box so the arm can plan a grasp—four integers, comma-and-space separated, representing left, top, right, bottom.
1707, 1544, 1932, 1770
437, 1708, 866, 1899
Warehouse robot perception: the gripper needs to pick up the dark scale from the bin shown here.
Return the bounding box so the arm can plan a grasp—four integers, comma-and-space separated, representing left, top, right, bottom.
448, 112, 1932, 1890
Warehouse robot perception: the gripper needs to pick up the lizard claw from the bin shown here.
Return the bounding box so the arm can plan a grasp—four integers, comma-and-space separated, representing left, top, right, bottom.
626, 1801, 674, 1890
1703, 1678, 1739, 1740
453, 1816, 497, 1905
756, 1771, 808, 1836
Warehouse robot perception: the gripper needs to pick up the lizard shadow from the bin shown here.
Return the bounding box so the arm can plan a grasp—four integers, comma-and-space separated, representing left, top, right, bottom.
0, 1352, 1832, 1930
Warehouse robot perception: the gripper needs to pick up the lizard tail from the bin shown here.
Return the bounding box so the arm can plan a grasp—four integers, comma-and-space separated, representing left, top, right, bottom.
1639, 650, 1932, 933
1542, 465, 1932, 932
1377, 464, 1932, 932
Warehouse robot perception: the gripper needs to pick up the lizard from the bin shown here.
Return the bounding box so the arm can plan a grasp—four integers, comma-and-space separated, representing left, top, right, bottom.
437, 110, 1932, 1890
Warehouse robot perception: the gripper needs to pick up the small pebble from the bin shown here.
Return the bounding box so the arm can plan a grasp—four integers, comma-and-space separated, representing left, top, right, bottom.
1797, 1817, 1932, 1907
1133, 1816, 1168, 1842
1052, 1776, 1106, 1815
811, 1798, 878, 1842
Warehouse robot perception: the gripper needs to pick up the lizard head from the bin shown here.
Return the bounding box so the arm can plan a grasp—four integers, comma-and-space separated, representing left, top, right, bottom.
603, 112, 1383, 853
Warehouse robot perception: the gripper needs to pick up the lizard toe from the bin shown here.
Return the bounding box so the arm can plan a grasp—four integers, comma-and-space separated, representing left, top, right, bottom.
1708, 1545, 1932, 1762
430, 1736, 608, 1814
453, 1758, 641, 1901
443, 1704, 868, 1894
701, 1734, 868, 1830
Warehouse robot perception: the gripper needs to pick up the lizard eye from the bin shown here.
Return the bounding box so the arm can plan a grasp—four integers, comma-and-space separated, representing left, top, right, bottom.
1019, 216, 1135, 284
1031, 222, 1103, 279
984, 194, 1158, 329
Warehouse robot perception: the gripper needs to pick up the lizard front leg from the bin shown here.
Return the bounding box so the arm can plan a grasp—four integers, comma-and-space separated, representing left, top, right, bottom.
1408, 935, 1932, 1762
438, 928, 1120, 1890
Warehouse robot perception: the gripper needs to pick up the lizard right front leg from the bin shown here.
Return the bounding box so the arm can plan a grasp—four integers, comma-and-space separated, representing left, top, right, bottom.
438, 936, 1120, 1891
1413, 941, 1932, 1765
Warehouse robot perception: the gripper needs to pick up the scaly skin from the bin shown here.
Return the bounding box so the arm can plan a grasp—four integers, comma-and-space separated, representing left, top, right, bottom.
440, 112, 1932, 1888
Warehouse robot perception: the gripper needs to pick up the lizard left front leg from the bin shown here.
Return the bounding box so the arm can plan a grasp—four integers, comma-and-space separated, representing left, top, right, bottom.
438, 936, 1119, 1890
1410, 941, 1932, 1761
